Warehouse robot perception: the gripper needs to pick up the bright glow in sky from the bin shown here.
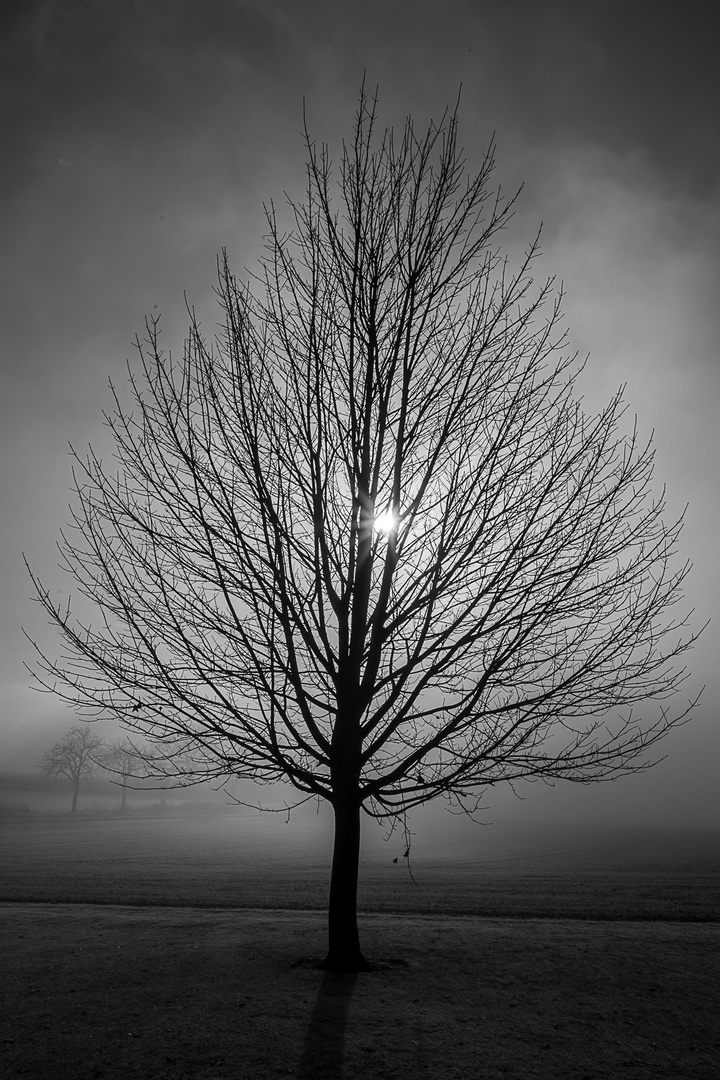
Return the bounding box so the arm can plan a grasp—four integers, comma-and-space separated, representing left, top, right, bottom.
372, 510, 398, 536
1, 0, 718, 830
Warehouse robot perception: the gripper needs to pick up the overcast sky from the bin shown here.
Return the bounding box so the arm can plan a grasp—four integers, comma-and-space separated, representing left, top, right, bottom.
1, 0, 718, 829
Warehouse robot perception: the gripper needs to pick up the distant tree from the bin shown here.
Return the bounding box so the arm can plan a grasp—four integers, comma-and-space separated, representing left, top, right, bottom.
101, 738, 137, 811
26, 88, 701, 969
37, 725, 105, 814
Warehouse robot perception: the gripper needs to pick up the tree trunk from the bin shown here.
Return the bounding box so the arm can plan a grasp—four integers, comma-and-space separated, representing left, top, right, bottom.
71, 777, 79, 814
320, 790, 370, 971
120, 779, 127, 812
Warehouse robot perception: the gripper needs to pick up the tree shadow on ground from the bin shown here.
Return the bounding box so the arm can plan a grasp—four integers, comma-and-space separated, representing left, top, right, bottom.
296, 969, 359, 1079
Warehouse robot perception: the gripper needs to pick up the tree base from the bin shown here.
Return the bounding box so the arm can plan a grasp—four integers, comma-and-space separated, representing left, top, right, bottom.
318, 951, 372, 973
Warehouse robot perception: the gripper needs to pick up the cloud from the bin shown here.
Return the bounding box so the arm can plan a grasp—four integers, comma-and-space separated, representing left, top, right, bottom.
525, 140, 720, 431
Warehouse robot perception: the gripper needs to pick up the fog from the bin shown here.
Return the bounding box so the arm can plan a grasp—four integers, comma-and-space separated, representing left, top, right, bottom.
1, 2, 718, 838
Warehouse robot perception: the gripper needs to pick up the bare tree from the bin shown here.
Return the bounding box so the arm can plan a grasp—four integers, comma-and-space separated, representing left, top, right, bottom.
37, 725, 105, 814
100, 738, 138, 811
26, 88, 701, 969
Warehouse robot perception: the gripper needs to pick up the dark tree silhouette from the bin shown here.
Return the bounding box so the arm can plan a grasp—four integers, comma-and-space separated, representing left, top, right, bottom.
37, 725, 105, 814
26, 89, 700, 969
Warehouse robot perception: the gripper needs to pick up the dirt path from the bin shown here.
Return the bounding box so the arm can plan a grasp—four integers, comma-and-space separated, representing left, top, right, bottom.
1, 903, 718, 1079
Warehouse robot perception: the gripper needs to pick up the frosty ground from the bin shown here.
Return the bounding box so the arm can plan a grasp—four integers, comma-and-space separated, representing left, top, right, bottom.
1, 810, 719, 1079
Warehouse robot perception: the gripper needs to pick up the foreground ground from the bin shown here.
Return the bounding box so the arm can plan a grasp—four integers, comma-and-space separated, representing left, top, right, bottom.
1, 903, 719, 1080
2, 812, 719, 1078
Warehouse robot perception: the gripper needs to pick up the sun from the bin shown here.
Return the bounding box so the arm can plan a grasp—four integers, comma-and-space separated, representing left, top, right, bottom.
373, 509, 398, 535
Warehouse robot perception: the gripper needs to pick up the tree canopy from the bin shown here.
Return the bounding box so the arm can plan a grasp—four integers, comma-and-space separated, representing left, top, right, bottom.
26, 88, 700, 967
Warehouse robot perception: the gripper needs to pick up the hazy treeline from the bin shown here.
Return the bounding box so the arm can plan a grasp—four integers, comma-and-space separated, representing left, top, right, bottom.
10, 724, 231, 815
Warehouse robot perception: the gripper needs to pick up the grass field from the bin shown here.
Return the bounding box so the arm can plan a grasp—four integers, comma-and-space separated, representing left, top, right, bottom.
2, 809, 719, 920
2, 811, 719, 1079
